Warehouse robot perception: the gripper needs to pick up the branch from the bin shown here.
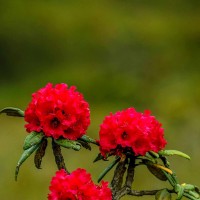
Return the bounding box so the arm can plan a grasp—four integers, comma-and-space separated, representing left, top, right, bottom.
125, 156, 135, 188
111, 157, 127, 197
114, 156, 135, 200
129, 189, 174, 196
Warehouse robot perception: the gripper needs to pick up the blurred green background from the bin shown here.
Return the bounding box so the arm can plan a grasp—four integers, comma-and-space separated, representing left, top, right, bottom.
1, 1, 200, 199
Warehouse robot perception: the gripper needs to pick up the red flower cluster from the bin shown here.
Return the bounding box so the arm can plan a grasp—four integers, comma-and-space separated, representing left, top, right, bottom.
25, 83, 90, 140
48, 168, 112, 200
99, 108, 167, 156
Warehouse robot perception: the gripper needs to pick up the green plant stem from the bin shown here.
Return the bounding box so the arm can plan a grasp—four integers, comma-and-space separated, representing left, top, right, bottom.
98, 157, 120, 183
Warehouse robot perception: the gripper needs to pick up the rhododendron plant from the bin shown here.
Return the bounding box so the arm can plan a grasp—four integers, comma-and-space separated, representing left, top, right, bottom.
1, 82, 199, 200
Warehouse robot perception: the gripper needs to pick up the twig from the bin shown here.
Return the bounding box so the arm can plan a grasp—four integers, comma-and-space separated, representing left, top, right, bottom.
129, 189, 174, 196
114, 156, 135, 199
125, 156, 135, 188
111, 157, 127, 198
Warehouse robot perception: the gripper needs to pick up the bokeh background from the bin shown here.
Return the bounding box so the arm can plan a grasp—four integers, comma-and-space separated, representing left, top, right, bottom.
0, 1, 200, 199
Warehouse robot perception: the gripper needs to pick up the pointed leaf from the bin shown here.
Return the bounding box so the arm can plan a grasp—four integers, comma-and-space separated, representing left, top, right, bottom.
176, 184, 184, 200
195, 186, 200, 194
98, 157, 120, 183
189, 191, 200, 199
153, 164, 173, 175
184, 193, 199, 200
155, 189, 172, 200
23, 132, 44, 150
15, 143, 41, 181
0, 107, 24, 117
161, 170, 176, 187
159, 150, 190, 160
93, 152, 114, 162
144, 152, 158, 163
93, 153, 104, 163
80, 135, 97, 145
77, 139, 91, 150
148, 151, 159, 158
147, 164, 167, 181
182, 183, 195, 191
54, 138, 81, 151
137, 155, 157, 164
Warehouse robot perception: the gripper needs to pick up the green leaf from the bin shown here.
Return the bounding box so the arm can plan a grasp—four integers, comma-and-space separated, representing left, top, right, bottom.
184, 192, 199, 200
0, 107, 24, 117
182, 183, 195, 191
23, 132, 44, 150
147, 163, 167, 181
144, 152, 158, 163
195, 186, 200, 194
97, 157, 120, 183
54, 138, 81, 151
189, 191, 200, 199
77, 139, 91, 150
93, 152, 114, 162
15, 143, 41, 181
93, 153, 104, 163
155, 189, 172, 200
148, 151, 159, 158
176, 184, 184, 200
158, 150, 190, 160
161, 170, 176, 187
79, 135, 97, 145
137, 155, 157, 164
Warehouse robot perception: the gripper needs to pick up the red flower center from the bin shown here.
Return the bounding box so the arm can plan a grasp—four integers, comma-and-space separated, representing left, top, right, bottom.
64, 128, 73, 134
51, 117, 60, 128
121, 131, 128, 139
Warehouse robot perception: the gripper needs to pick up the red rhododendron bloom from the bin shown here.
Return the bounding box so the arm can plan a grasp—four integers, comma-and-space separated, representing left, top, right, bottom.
48, 169, 112, 200
99, 108, 167, 156
25, 83, 90, 140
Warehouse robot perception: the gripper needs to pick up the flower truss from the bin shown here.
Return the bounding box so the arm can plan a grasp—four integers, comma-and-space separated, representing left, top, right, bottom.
48, 168, 112, 200
25, 83, 90, 140
98, 107, 167, 157
1, 82, 200, 200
